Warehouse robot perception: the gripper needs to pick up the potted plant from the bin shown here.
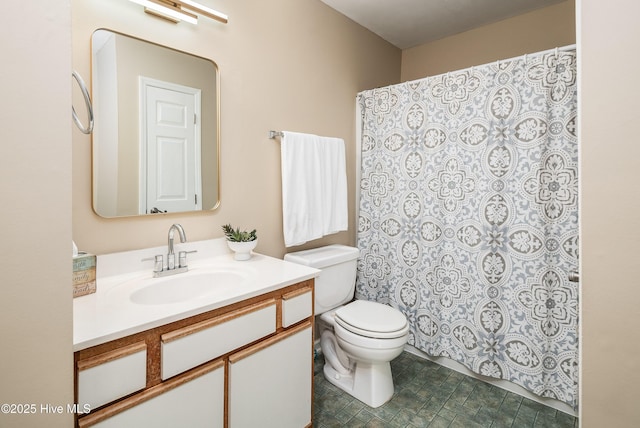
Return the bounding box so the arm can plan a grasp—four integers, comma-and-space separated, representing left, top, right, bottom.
222, 224, 258, 260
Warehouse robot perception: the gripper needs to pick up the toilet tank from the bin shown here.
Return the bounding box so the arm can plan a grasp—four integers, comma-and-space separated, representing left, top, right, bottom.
284, 245, 360, 315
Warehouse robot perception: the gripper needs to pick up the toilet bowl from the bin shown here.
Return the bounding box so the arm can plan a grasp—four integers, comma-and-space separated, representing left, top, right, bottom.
284, 245, 408, 408
318, 300, 408, 407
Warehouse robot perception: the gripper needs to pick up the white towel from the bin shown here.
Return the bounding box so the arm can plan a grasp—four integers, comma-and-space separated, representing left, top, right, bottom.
281, 131, 348, 247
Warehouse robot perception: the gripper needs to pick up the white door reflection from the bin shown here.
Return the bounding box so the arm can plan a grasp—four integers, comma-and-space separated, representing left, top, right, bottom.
140, 77, 202, 214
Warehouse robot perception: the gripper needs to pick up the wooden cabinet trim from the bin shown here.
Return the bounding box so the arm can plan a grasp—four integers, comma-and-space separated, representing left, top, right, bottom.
161, 298, 277, 344
78, 359, 224, 428
77, 341, 147, 372
229, 320, 312, 364
282, 286, 312, 300
276, 297, 283, 331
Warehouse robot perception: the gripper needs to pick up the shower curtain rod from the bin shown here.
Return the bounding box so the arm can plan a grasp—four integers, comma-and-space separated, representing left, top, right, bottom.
403, 43, 577, 84
499, 43, 576, 65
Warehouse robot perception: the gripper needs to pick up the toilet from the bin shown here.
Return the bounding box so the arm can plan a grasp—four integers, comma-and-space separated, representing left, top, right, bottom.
284, 245, 408, 408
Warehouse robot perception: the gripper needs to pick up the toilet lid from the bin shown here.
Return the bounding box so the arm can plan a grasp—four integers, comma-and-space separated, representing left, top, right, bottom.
335, 300, 408, 339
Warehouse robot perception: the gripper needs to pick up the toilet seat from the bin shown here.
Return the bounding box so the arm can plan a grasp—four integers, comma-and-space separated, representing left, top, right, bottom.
335, 300, 408, 339
334, 322, 409, 353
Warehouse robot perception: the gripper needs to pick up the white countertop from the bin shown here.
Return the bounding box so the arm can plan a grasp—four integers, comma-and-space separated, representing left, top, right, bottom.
73, 239, 319, 351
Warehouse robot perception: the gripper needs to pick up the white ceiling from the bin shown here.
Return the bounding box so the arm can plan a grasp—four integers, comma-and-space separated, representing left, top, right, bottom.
320, 0, 566, 49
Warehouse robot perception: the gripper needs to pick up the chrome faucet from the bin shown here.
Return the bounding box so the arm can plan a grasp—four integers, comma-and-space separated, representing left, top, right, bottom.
142, 224, 197, 277
167, 223, 187, 270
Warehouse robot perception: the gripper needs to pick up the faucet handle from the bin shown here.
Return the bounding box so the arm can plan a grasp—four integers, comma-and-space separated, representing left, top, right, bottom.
178, 250, 198, 268
142, 255, 164, 273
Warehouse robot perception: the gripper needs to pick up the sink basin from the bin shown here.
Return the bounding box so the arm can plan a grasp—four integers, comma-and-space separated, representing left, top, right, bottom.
128, 269, 249, 305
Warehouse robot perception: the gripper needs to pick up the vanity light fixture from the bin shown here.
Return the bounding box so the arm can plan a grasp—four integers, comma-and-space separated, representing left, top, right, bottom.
180, 0, 228, 23
129, 0, 228, 24
129, 0, 198, 24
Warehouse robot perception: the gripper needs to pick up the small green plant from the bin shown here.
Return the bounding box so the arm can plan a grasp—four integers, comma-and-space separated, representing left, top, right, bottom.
222, 224, 257, 242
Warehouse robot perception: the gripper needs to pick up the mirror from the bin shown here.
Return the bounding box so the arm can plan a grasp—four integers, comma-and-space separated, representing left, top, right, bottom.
91, 29, 220, 218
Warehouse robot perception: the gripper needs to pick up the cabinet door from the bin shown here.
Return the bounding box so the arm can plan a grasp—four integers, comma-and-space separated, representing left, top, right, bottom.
228, 322, 312, 428
79, 361, 224, 428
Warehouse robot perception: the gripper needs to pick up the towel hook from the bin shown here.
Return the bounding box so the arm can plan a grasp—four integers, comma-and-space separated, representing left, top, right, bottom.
72, 71, 94, 135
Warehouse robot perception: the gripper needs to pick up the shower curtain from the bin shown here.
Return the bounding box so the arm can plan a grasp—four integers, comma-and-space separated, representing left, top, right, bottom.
356, 49, 578, 408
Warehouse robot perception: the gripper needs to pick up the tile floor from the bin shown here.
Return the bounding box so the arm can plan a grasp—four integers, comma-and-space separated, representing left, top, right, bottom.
313, 351, 578, 428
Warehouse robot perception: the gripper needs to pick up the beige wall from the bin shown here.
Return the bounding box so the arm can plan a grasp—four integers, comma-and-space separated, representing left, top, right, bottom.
401, 0, 576, 81
579, 0, 640, 426
0, 1, 74, 427
72, 0, 400, 258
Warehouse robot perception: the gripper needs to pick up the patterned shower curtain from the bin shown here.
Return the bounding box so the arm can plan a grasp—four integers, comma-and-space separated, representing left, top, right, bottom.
356, 49, 578, 408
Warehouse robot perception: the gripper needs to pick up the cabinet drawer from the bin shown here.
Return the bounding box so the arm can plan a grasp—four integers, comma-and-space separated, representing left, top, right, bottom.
282, 287, 313, 328
77, 342, 147, 409
161, 299, 277, 380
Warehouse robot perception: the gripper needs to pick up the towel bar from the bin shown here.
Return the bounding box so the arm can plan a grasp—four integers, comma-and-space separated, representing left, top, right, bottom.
72, 71, 94, 135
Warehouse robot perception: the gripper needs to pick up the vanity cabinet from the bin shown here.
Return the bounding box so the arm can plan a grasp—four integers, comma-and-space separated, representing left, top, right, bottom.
74, 280, 314, 428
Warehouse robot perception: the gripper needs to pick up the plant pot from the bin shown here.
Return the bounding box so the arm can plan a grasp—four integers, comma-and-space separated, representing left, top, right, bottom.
227, 240, 258, 261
